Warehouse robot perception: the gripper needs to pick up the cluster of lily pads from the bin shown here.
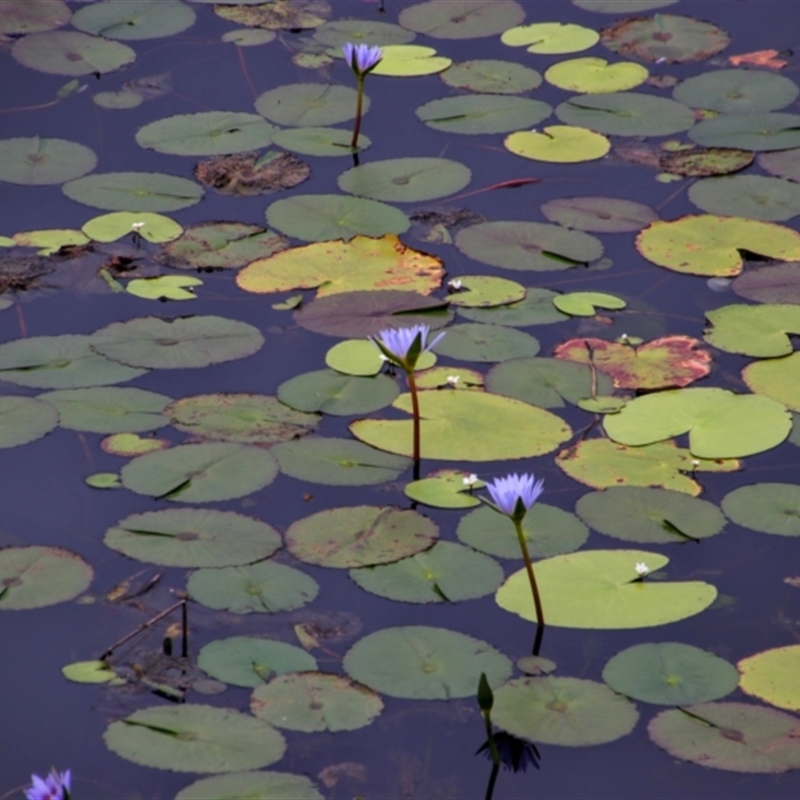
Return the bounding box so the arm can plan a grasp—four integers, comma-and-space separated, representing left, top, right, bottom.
5, 0, 800, 796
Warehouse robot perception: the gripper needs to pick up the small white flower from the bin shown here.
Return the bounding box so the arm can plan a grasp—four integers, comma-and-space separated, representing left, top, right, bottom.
446, 375, 460, 387
691, 459, 701, 467
131, 221, 146, 231
635, 562, 650, 577
378, 354, 389, 362
447, 279, 463, 292
462, 473, 478, 487
620, 333, 629, 342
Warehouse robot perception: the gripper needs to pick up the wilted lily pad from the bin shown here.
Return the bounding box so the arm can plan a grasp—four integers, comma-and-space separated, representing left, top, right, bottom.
738, 645, 800, 712
286, 506, 437, 568
12, 31, 136, 76
64, 172, 203, 212
673, 69, 799, 114
541, 196, 658, 233
104, 509, 281, 567
72, 0, 196, 40
251, 672, 383, 732
743, 352, 800, 412
576, 487, 726, 544
492, 677, 639, 746
660, 147, 755, 177
496, 549, 718, 628
705, 304, 800, 357
255, 83, 363, 126
431, 323, 540, 362
104, 704, 286, 772
213, 0, 330, 30
399, 0, 524, 39
277, 370, 399, 416
502, 22, 599, 54
416, 95, 552, 135
0, 546, 92, 610
505, 126, 610, 164
175, 772, 323, 800
0, 396, 58, 448
101, 433, 169, 456
343, 625, 512, 699
546, 57, 648, 93
0, 137, 96, 186
689, 175, 800, 222
689, 113, 800, 152
441, 59, 542, 94
721, 483, 800, 536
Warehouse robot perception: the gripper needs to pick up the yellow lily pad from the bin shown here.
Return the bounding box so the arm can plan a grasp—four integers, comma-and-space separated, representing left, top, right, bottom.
502, 22, 599, 54
505, 126, 610, 164
545, 57, 648, 93
370, 45, 451, 77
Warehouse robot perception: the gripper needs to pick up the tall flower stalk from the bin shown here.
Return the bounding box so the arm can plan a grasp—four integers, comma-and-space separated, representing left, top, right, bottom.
342, 42, 382, 149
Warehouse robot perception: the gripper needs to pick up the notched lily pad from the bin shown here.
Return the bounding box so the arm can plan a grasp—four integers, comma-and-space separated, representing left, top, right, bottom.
399, 0, 525, 40
705, 303, 800, 357
0, 396, 58, 448
277, 370, 400, 417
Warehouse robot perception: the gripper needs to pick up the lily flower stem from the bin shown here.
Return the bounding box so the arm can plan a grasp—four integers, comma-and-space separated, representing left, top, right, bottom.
484, 762, 500, 800
407, 370, 421, 480
483, 711, 501, 768
350, 74, 365, 149
513, 519, 545, 629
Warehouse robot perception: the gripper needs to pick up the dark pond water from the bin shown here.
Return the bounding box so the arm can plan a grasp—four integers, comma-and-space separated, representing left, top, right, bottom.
3, 0, 800, 798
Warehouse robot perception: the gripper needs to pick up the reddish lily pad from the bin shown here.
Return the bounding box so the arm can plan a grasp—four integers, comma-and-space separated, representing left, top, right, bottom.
731, 263, 800, 304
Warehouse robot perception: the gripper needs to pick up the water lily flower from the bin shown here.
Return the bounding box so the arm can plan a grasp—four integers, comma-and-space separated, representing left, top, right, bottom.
463, 473, 478, 487
25, 769, 71, 800
342, 42, 383, 77
447, 375, 460, 387
447, 279, 463, 292
485, 472, 545, 522
130, 221, 145, 231
635, 562, 650, 577
371, 324, 445, 373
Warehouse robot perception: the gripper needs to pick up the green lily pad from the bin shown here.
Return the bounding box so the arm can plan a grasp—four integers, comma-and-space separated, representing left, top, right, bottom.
91, 315, 264, 369
251, 672, 383, 732
0, 546, 92, 610
0, 0, 71, 34
759, 147, 800, 182
455, 220, 603, 271
101, 433, 169, 456
705, 304, 800, 357
446, 276, 527, 309
600, 14, 730, 64
404, 469, 484, 509
0, 334, 146, 389
541, 196, 658, 233
165, 393, 318, 444
399, 0, 524, 39
689, 113, 800, 152
636, 215, 800, 277
351, 390, 572, 461
40, 387, 170, 433
493, 676, 639, 746
12, 30, 136, 76
221, 28, 276, 45
369, 44, 452, 77
86, 472, 122, 489
457, 287, 569, 326
293, 290, 452, 338
431, 323, 540, 362
62, 660, 122, 685
556, 93, 695, 136
121, 442, 279, 503
576, 487, 726, 544
673, 69, 799, 114
738, 645, 800, 711
286, 506, 438, 568
505, 126, 611, 164
189, 561, 318, 614
136, 111, 275, 156
502, 22, 599, 54
604, 642, 739, 706
338, 157, 471, 204
93, 90, 144, 109
104, 704, 286, 772
255, 83, 363, 126
198, 636, 317, 688
343, 625, 512, 699
325, 339, 425, 377
743, 352, 800, 411
556, 438, 740, 496
440, 59, 542, 94
350, 541, 503, 604
312, 18, 415, 47
175, 771, 323, 800
457, 504, 590, 559
731, 263, 800, 304
485, 356, 612, 408
721, 483, 800, 536
64, 172, 203, 212
414, 366, 483, 390
126, 275, 202, 301
546, 57, 648, 93
554, 291, 626, 317
72, 0, 196, 40
648, 702, 800, 773
604, 387, 790, 459
104, 509, 281, 568
661, 147, 755, 177
277, 370, 400, 416
496, 549, 718, 628
416, 95, 552, 135
0, 137, 96, 185
689, 175, 800, 222
0, 396, 58, 448
272, 437, 410, 486
576, 0, 678, 10
271, 126, 369, 156
12, 228, 89, 255
82, 211, 183, 243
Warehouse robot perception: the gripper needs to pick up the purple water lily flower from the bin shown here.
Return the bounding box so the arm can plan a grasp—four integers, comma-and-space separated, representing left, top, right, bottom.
486, 473, 545, 522
371, 324, 445, 372
25, 769, 71, 800
342, 42, 383, 76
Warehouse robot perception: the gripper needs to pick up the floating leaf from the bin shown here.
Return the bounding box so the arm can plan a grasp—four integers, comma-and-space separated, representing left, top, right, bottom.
0, 0, 71, 34
556, 93, 695, 136
457, 504, 590, 559
104, 704, 286, 772
194, 150, 309, 197
660, 147, 755, 177
575, 0, 678, 10
458, 287, 569, 326
414, 366, 483, 390
0, 396, 58, 448
502, 22, 599, 54
738, 645, 800, 711
104, 509, 281, 568
351, 390, 572, 461
731, 263, 800, 304
101, 433, 169, 456
455, 220, 603, 271
689, 113, 800, 152
93, 90, 144, 109
759, 147, 800, 182
82, 211, 183, 243
343, 626, 512, 699
404, 470, 483, 509
446, 276, 525, 308
576, 487, 726, 544
12, 228, 89, 255
673, 69, 799, 114
743, 352, 800, 411
12, 31, 136, 76
338, 157, 471, 203
166, 393, 318, 444
496, 549, 718, 628
64, 172, 203, 212
176, 772, 323, 800
648, 702, 800, 773
286, 506, 438, 568
689, 176, 800, 222
126, 275, 202, 301
255, 83, 363, 126
213, 0, 330, 30
221, 28, 276, 45
313, 19, 415, 47
399, 0, 524, 39
603, 387, 791, 458
370, 44, 452, 77
0, 137, 96, 186
121, 442, 279, 503
326, 339, 413, 377
86, 472, 122, 489
272, 126, 369, 156
722, 483, 800, 536
0, 546, 92, 610
600, 14, 730, 63
705, 304, 800, 357
554, 292, 626, 317
541, 196, 658, 233
62, 660, 121, 685
505, 126, 610, 164
636, 215, 800, 277
416, 95, 552, 135
431, 323, 540, 362
277, 370, 400, 416
441, 59, 542, 94
556, 439, 740, 496
252, 672, 383, 732
493, 677, 638, 746
91, 315, 264, 369
554, 335, 711, 389
72, 0, 196, 40
546, 57, 648, 93
350, 541, 503, 604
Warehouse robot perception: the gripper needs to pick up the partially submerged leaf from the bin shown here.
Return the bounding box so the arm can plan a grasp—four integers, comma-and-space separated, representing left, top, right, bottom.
65, 172, 203, 212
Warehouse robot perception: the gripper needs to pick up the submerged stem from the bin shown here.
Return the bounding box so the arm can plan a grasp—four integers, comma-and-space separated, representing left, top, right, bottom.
513, 519, 545, 629
351, 75, 365, 149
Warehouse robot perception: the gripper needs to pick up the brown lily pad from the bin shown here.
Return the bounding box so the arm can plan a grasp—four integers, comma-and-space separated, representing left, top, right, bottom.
731, 262, 800, 304
194, 151, 309, 197
660, 147, 755, 177
213, 0, 331, 30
